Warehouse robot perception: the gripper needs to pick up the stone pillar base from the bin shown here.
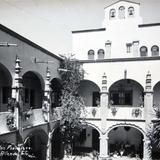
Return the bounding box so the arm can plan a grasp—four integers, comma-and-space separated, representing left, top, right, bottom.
99, 156, 108, 160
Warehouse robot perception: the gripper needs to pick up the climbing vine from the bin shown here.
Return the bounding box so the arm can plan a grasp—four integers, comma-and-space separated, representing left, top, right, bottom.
58, 55, 86, 154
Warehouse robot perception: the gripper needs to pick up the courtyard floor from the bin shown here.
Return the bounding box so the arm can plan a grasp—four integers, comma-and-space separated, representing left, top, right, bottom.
63, 155, 141, 160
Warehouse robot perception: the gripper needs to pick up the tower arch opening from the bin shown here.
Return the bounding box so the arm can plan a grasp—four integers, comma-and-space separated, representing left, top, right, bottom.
108, 125, 144, 158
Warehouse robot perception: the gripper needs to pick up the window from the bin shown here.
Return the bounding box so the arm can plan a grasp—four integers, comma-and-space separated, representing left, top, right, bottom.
30, 89, 35, 107
25, 88, 35, 107
92, 92, 100, 107
119, 6, 125, 19
105, 40, 112, 57
151, 45, 159, 56
2, 87, 11, 104
126, 43, 132, 53
25, 88, 29, 103
110, 90, 132, 105
128, 7, 134, 17
140, 46, 148, 57
88, 49, 95, 60
97, 49, 105, 59
110, 9, 116, 19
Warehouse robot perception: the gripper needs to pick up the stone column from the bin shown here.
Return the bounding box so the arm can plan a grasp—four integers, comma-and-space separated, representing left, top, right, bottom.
99, 73, 109, 159
42, 67, 51, 122
99, 135, 109, 160
46, 132, 52, 160
12, 56, 23, 160
105, 41, 111, 58
144, 71, 154, 123
44, 67, 52, 160
100, 73, 108, 134
143, 137, 151, 160
143, 71, 153, 160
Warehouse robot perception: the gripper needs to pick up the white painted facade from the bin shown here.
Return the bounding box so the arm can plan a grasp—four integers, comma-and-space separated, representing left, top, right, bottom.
72, 0, 160, 60
72, 0, 160, 159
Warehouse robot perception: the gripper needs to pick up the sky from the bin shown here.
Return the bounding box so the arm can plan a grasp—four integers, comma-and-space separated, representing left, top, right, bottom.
0, 0, 160, 56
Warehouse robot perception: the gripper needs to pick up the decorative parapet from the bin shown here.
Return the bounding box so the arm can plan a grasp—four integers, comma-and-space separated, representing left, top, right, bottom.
101, 73, 107, 93
145, 71, 152, 92
132, 108, 142, 118
110, 106, 118, 116
108, 106, 144, 120
42, 67, 51, 122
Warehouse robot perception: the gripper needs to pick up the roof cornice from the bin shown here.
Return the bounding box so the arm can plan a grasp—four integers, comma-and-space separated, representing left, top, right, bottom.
0, 23, 62, 61
104, 0, 140, 9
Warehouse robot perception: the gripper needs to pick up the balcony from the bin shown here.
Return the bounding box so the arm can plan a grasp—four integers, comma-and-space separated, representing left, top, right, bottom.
23, 108, 46, 128
50, 106, 144, 121
108, 106, 144, 120
50, 106, 101, 120
0, 112, 12, 134
83, 106, 101, 119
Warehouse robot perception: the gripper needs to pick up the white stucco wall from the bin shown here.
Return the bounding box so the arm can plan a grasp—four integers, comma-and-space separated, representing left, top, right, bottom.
72, 0, 160, 60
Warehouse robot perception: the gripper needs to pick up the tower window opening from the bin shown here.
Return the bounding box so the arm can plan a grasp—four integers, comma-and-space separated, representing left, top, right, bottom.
151, 45, 159, 56
128, 7, 134, 17
119, 6, 125, 19
140, 46, 148, 57
110, 9, 116, 19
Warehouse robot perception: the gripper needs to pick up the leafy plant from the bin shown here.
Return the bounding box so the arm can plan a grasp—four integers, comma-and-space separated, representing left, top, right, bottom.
150, 108, 160, 149
6, 112, 16, 131
58, 55, 86, 154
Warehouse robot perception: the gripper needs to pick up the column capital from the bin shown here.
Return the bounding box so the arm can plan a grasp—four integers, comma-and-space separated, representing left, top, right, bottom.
145, 71, 152, 92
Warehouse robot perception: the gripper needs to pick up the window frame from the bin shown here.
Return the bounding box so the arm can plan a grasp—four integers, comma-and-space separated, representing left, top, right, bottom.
97, 49, 105, 59
128, 7, 134, 17
151, 45, 159, 56
88, 49, 95, 60
126, 43, 132, 53
140, 46, 148, 57
110, 90, 133, 106
118, 6, 125, 19
110, 9, 116, 19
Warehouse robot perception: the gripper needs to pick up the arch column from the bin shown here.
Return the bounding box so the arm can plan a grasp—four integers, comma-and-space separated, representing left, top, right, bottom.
42, 67, 51, 122
100, 73, 108, 133
143, 137, 151, 160
144, 71, 154, 123
46, 132, 52, 160
143, 71, 153, 160
99, 135, 109, 160
12, 56, 23, 160
43, 67, 52, 160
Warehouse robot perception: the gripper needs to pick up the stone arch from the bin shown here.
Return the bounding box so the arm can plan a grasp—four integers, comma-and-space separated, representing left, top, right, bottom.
22, 71, 44, 109
22, 71, 45, 90
153, 81, 160, 108
85, 122, 101, 135
107, 123, 145, 137
50, 77, 62, 108
79, 79, 101, 107
109, 79, 144, 91
0, 63, 13, 111
108, 79, 144, 106
0, 63, 12, 85
23, 129, 48, 160
107, 123, 145, 158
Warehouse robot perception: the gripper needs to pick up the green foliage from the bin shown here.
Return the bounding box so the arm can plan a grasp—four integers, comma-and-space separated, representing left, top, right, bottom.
59, 55, 86, 147
147, 108, 160, 151
151, 109, 160, 149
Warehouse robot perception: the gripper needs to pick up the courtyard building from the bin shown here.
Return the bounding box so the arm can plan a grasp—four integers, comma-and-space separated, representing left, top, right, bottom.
0, 0, 160, 160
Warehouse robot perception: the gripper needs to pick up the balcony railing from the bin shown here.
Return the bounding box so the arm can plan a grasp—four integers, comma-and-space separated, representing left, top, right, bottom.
0, 105, 145, 135
23, 108, 45, 128
108, 106, 144, 120
0, 112, 12, 134
82, 106, 101, 119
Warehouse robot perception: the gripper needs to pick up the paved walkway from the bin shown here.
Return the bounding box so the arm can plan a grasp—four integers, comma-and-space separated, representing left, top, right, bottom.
63, 155, 141, 160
